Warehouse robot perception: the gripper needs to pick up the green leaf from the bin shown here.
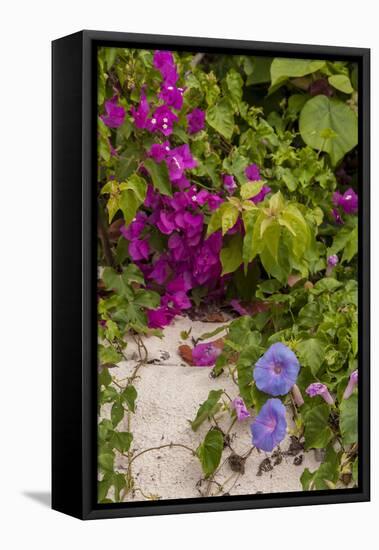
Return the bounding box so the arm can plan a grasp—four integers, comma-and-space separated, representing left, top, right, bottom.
122, 385, 137, 413
111, 401, 124, 427
191, 389, 223, 431
342, 226, 358, 263
222, 150, 249, 185
98, 419, 113, 441
143, 158, 172, 196
240, 181, 264, 200
220, 234, 243, 275
299, 96, 358, 165
327, 220, 358, 261
133, 289, 160, 309
278, 205, 310, 258
242, 210, 262, 265
261, 220, 281, 261
287, 94, 308, 115
207, 202, 239, 236
98, 344, 122, 365
98, 366, 112, 387
102, 175, 147, 225
237, 340, 263, 406
301, 446, 339, 490
196, 428, 224, 477
339, 393, 358, 445
112, 472, 127, 502
328, 74, 354, 94
226, 69, 243, 106
120, 174, 147, 203
271, 58, 325, 87
102, 267, 134, 299
221, 203, 239, 235
312, 278, 343, 294
98, 476, 112, 501
110, 431, 133, 453
246, 57, 272, 85
303, 404, 333, 449
123, 263, 145, 285
297, 338, 325, 376
98, 451, 115, 472
206, 98, 235, 140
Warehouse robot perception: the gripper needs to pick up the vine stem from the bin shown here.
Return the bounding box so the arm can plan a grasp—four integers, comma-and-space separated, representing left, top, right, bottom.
129, 443, 196, 465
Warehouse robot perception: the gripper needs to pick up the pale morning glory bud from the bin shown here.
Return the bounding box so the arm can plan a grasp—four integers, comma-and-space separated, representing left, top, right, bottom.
306, 383, 335, 405
343, 370, 358, 400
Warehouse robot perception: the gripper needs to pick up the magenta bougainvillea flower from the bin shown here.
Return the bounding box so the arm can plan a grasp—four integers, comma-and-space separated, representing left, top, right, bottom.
157, 211, 176, 234
148, 257, 170, 284
305, 383, 334, 405
232, 397, 251, 421
159, 84, 184, 110
153, 50, 174, 71
192, 342, 221, 366
153, 50, 178, 84
192, 232, 222, 285
193, 190, 224, 211
101, 96, 126, 128
130, 92, 149, 129
120, 212, 147, 241
165, 291, 191, 310
223, 174, 237, 195
147, 306, 174, 329
149, 141, 171, 163
251, 398, 287, 452
252, 185, 271, 204
253, 342, 300, 396
333, 188, 358, 214
146, 105, 178, 136
343, 370, 358, 400
187, 108, 205, 134
128, 238, 150, 261
166, 144, 197, 181
245, 163, 261, 181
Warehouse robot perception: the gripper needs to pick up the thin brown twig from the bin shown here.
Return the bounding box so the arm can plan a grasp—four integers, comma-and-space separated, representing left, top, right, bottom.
129, 443, 196, 465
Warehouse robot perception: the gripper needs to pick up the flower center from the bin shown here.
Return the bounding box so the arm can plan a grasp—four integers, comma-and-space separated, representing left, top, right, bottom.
274, 363, 282, 374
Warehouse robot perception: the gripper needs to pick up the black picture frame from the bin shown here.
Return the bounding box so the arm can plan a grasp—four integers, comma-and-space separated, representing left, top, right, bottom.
52, 30, 370, 520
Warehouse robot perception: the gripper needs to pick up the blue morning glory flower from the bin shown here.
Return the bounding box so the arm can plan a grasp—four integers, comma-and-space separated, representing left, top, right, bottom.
253, 342, 300, 396
250, 398, 287, 452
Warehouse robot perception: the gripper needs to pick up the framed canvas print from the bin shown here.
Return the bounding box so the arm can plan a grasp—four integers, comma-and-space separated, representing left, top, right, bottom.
52, 30, 370, 520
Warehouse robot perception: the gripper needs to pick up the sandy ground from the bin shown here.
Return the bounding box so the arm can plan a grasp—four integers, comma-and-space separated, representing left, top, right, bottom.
100, 316, 320, 501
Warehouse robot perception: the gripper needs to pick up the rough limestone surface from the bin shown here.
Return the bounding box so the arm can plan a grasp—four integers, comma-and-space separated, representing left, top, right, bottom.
100, 316, 320, 501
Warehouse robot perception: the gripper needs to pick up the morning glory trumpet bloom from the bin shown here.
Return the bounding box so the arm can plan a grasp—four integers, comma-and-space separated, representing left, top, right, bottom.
253, 342, 300, 396
251, 398, 287, 452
